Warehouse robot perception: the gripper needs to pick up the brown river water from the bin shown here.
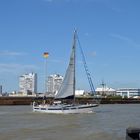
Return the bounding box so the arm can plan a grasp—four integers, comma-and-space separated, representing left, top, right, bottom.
0, 104, 140, 140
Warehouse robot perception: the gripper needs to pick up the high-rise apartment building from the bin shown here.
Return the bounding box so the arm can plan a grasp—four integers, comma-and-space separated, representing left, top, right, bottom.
19, 73, 37, 95
47, 74, 63, 95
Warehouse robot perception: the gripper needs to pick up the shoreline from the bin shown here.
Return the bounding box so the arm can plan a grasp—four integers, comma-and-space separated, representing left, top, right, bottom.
0, 97, 140, 105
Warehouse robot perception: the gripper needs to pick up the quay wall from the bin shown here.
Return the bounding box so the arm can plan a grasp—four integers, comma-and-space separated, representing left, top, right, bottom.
0, 97, 34, 105
0, 97, 140, 105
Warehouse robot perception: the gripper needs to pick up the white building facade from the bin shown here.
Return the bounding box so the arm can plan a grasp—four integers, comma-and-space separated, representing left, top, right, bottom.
19, 73, 37, 95
116, 88, 140, 98
95, 87, 116, 96
75, 90, 85, 96
47, 74, 63, 95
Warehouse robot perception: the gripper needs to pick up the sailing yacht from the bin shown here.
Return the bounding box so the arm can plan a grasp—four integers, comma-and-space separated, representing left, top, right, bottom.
33, 30, 99, 114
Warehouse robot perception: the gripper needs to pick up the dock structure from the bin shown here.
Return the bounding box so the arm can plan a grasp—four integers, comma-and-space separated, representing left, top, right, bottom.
126, 127, 140, 140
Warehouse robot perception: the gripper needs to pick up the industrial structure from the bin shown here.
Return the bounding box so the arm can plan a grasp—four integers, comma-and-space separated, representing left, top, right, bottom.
116, 88, 140, 98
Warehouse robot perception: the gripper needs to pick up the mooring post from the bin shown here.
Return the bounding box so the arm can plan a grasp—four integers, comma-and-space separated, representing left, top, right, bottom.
126, 127, 140, 140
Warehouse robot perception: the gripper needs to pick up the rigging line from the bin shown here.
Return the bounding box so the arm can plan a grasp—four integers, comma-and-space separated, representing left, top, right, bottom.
76, 33, 96, 95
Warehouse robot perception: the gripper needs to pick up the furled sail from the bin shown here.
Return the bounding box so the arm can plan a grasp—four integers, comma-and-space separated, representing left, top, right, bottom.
55, 31, 76, 99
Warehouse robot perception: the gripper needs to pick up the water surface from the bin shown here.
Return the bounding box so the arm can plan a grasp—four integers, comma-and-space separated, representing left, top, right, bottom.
0, 104, 140, 140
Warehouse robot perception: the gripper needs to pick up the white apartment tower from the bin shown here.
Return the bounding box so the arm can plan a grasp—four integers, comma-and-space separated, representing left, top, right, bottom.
47, 74, 63, 95
19, 73, 37, 95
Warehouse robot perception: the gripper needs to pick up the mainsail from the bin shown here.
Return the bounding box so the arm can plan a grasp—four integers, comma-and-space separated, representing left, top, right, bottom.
55, 31, 76, 99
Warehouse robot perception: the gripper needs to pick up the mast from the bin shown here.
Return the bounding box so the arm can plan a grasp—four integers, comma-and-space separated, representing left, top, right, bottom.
101, 80, 106, 95
73, 30, 76, 103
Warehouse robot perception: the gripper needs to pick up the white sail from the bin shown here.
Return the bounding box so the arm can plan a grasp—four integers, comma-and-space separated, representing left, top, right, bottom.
55, 32, 76, 99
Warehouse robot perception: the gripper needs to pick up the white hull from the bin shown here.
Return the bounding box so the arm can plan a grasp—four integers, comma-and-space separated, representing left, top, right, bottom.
33, 103, 98, 114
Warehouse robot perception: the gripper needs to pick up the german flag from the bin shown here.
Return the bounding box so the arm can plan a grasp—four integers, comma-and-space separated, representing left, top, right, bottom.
43, 52, 49, 58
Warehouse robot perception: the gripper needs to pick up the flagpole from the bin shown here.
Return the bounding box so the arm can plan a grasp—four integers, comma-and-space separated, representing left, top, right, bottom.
43, 52, 49, 95
44, 58, 47, 94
